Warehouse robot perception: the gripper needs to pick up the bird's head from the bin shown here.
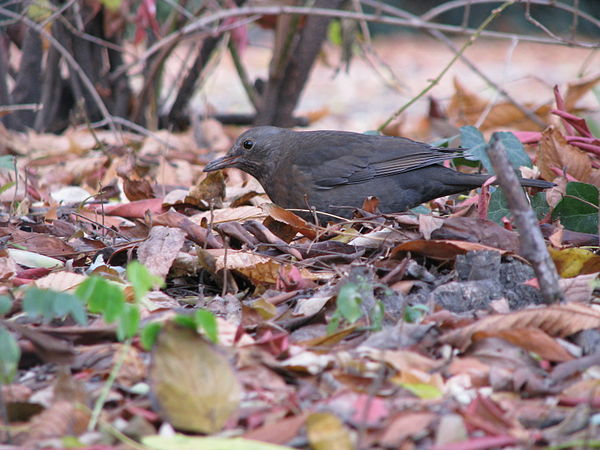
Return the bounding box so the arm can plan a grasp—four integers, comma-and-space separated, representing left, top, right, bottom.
203, 126, 287, 182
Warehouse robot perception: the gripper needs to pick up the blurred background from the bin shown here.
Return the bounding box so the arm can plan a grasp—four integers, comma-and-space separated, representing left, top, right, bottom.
0, 0, 598, 139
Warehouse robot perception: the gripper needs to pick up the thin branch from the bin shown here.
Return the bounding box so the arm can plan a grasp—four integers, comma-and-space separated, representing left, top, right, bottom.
84, 116, 178, 150
228, 38, 259, 109
487, 133, 563, 303
422, 0, 600, 32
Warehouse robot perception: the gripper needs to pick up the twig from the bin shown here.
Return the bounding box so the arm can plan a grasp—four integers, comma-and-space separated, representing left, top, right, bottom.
88, 339, 132, 431
377, 1, 518, 132
0, 104, 41, 113
486, 133, 563, 303
228, 38, 259, 109
422, 0, 600, 32
85, 116, 177, 150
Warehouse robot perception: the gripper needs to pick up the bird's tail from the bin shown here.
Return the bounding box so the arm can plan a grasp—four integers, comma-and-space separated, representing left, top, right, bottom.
517, 178, 555, 189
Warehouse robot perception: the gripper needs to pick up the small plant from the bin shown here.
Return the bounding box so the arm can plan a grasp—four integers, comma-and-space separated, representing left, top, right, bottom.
328, 279, 384, 334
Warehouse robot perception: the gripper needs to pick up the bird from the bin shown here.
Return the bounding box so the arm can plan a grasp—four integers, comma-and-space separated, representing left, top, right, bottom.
203, 126, 553, 222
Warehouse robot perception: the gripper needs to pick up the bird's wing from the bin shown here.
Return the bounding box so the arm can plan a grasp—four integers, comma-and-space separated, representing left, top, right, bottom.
295, 132, 464, 189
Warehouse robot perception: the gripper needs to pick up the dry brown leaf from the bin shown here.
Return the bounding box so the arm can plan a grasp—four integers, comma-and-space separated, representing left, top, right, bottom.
537, 126, 591, 183
560, 273, 598, 303
243, 412, 309, 445
137, 226, 187, 280
418, 214, 444, 240
0, 249, 17, 280
564, 74, 600, 111
391, 239, 507, 260
149, 324, 241, 433
361, 348, 440, 373
262, 203, 317, 240
192, 205, 266, 224
447, 79, 549, 131
474, 327, 573, 362
379, 412, 436, 448
480, 102, 550, 131
25, 400, 90, 444
201, 248, 317, 285
123, 177, 154, 201
34, 271, 87, 291
306, 412, 353, 450
441, 303, 600, 350
187, 171, 226, 209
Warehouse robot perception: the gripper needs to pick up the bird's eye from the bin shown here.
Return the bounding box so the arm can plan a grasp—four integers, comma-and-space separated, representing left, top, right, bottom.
242, 139, 254, 150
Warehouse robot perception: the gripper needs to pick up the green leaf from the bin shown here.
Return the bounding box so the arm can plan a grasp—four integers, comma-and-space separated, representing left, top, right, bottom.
409, 205, 431, 215
0, 295, 12, 315
430, 135, 459, 148
531, 191, 550, 220
23, 288, 86, 325
487, 187, 510, 224
399, 382, 442, 399
173, 314, 197, 329
460, 126, 487, 169
117, 303, 140, 341
0, 181, 15, 196
327, 20, 342, 46
462, 128, 532, 175
403, 304, 428, 323
195, 309, 218, 344
0, 326, 21, 383
99, 0, 122, 11
0, 155, 15, 170
369, 300, 384, 331
140, 322, 162, 351
127, 261, 164, 301
76, 276, 125, 323
491, 131, 532, 169
336, 283, 362, 324
552, 182, 599, 234
326, 312, 341, 334
27, 0, 53, 21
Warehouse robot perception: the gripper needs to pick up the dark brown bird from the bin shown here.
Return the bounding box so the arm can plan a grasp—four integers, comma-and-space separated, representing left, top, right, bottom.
203, 126, 552, 221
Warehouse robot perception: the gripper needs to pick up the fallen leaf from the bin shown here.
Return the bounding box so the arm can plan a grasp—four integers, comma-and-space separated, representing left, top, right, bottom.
306, 412, 353, 450
441, 303, 600, 350
379, 412, 435, 447
149, 323, 241, 433
137, 226, 187, 279
391, 239, 507, 260
537, 126, 591, 183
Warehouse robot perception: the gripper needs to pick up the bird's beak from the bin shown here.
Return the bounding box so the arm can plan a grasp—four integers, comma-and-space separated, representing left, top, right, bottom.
203, 154, 240, 172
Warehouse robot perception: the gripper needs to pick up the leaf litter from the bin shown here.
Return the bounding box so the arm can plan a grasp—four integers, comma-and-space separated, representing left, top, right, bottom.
0, 81, 600, 449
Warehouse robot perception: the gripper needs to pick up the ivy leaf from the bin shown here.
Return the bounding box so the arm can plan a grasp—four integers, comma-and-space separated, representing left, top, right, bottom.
141, 322, 162, 351
127, 261, 164, 301
336, 283, 362, 324
117, 303, 140, 341
552, 182, 599, 234
23, 288, 86, 325
76, 276, 125, 323
0, 327, 20, 383
195, 309, 218, 344
0, 296, 12, 315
